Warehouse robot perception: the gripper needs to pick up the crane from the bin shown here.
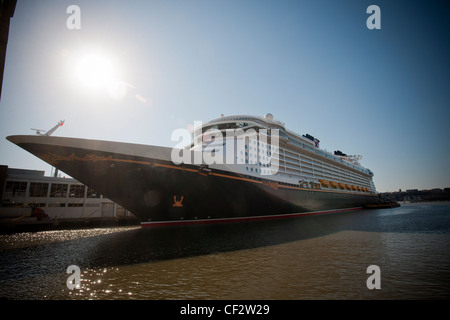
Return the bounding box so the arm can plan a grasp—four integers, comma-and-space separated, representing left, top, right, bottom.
30, 120, 66, 177
31, 120, 65, 136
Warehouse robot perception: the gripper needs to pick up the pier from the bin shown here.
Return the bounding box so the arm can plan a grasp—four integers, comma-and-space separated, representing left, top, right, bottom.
0, 165, 139, 233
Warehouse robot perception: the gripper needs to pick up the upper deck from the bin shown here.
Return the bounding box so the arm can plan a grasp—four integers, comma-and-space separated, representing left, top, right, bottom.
196, 114, 373, 178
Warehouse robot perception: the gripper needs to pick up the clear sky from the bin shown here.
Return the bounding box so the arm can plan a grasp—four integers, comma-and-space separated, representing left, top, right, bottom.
0, 0, 449, 192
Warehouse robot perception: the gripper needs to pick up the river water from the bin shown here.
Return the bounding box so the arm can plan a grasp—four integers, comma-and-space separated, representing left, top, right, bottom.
0, 202, 449, 300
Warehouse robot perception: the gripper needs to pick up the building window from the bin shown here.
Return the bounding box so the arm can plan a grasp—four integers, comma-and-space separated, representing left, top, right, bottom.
48, 202, 66, 207
87, 187, 100, 198
85, 203, 100, 207
1, 200, 24, 207
3, 181, 27, 197
69, 185, 85, 198
68, 203, 83, 207
50, 184, 68, 198
30, 202, 46, 207
29, 183, 49, 198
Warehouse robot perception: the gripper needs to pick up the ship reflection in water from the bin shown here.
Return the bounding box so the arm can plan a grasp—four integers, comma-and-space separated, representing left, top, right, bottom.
0, 202, 449, 300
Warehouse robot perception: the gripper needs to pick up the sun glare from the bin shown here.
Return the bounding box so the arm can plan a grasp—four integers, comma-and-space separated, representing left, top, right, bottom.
67, 47, 144, 103
74, 52, 116, 89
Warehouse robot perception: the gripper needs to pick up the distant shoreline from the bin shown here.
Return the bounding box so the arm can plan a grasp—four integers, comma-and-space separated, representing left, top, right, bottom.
398, 200, 450, 205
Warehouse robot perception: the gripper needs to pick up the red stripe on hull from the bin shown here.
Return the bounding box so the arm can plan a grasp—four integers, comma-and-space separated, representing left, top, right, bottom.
140, 207, 363, 228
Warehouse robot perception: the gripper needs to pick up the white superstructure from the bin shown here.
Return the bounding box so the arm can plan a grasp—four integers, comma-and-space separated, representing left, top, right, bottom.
192, 114, 376, 194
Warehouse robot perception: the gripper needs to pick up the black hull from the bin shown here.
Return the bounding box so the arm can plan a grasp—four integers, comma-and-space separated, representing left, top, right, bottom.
7, 136, 383, 226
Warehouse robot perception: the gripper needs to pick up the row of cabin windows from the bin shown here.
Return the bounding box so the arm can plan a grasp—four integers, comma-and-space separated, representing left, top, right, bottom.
2, 202, 102, 208
245, 166, 275, 176
3, 181, 101, 198
240, 174, 298, 188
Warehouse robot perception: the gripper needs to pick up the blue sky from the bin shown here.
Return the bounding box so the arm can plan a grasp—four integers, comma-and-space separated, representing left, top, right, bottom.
0, 0, 449, 192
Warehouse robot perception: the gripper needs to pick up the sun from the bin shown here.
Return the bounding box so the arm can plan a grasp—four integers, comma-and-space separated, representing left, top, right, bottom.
67, 47, 133, 101
73, 51, 116, 89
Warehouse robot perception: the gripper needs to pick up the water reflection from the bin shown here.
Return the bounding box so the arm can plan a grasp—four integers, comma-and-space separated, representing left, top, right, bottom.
1, 203, 449, 300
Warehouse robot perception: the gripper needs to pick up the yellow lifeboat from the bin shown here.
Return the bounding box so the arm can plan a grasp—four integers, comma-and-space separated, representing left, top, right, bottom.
319, 179, 330, 187
345, 184, 351, 190
351, 185, 357, 191
329, 181, 338, 188
338, 183, 345, 189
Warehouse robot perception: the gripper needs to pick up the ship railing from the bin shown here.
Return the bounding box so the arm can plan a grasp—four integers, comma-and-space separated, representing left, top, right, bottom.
208, 115, 286, 128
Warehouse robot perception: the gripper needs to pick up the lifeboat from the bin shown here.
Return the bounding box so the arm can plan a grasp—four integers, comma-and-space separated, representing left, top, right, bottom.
319, 179, 330, 187
345, 184, 351, 190
338, 182, 345, 189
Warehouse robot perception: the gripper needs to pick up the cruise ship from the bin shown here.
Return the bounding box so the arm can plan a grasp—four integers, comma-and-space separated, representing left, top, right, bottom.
6, 114, 384, 227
